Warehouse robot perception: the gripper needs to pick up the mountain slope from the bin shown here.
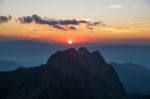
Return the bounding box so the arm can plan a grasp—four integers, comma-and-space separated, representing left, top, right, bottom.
0, 47, 128, 99
111, 63, 150, 94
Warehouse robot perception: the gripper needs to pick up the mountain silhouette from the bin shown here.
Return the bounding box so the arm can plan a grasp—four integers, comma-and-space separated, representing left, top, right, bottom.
0, 47, 128, 99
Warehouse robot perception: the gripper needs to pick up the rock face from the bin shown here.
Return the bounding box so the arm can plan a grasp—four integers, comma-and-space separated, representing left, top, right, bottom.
0, 47, 128, 99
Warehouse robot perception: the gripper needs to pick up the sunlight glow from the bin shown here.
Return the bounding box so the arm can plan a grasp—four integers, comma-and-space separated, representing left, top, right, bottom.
68, 40, 73, 45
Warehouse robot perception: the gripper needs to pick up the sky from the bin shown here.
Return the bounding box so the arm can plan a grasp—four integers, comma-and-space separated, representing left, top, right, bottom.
0, 0, 150, 45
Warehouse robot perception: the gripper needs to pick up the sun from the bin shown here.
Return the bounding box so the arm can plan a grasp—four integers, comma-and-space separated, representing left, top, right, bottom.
68, 40, 73, 45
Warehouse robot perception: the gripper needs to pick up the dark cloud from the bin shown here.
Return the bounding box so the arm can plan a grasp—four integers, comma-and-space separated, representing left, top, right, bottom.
59, 19, 79, 25
17, 15, 105, 31
32, 15, 79, 26
52, 25, 76, 31
18, 16, 33, 23
78, 20, 88, 23
93, 21, 105, 26
0, 15, 11, 23
68, 26, 77, 30
32, 15, 59, 25
86, 21, 106, 30
53, 25, 66, 31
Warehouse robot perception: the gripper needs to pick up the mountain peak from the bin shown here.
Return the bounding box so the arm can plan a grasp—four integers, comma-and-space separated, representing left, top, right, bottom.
47, 47, 80, 65
64, 47, 76, 54
47, 47, 107, 66
78, 47, 90, 55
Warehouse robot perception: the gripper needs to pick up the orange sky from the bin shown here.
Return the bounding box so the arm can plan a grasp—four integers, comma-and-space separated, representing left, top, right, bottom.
0, 0, 150, 45
0, 20, 150, 44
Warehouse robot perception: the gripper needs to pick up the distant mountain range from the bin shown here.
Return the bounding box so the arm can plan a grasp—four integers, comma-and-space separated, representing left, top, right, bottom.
0, 40, 64, 66
88, 45, 150, 69
0, 60, 20, 71
0, 47, 128, 99
0, 40, 150, 69
111, 63, 150, 94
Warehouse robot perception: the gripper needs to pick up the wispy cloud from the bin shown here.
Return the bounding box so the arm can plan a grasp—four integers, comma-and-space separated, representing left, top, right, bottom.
101, 26, 137, 33
108, 5, 123, 9
0, 15, 11, 24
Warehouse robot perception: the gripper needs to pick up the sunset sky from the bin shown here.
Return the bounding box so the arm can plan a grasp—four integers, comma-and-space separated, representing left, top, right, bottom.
0, 0, 150, 44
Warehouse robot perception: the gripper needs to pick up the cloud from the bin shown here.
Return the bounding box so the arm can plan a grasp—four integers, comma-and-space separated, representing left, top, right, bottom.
59, 19, 79, 25
87, 21, 105, 30
53, 25, 66, 31
18, 16, 33, 23
52, 25, 77, 31
102, 26, 137, 33
108, 5, 123, 8
0, 15, 11, 23
68, 26, 77, 30
17, 15, 105, 31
